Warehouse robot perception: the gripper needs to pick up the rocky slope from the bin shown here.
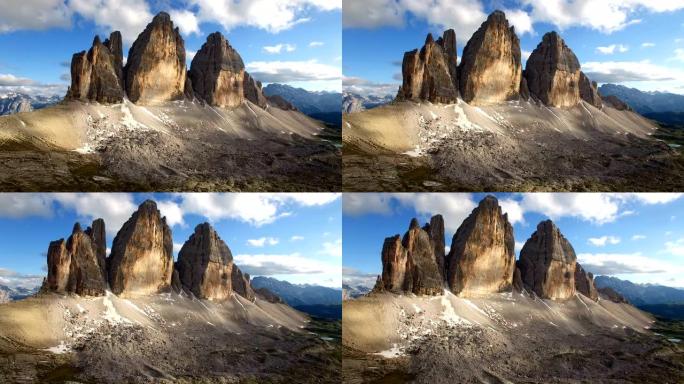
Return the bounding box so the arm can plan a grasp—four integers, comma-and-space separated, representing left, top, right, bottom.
0, 12, 340, 192
343, 10, 684, 191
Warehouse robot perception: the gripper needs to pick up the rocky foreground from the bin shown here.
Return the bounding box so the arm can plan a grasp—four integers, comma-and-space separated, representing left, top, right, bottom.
0, 12, 340, 192
343, 10, 684, 191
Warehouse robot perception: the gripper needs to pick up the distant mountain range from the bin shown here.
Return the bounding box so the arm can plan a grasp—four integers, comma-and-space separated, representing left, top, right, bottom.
0, 93, 61, 116
594, 276, 684, 320
0, 284, 39, 302
598, 84, 684, 126
262, 83, 342, 127
342, 283, 372, 299
342, 92, 393, 114
251, 277, 342, 320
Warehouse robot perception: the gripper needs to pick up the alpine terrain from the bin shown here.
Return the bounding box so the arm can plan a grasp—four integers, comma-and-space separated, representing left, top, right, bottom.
0, 200, 340, 383
343, 195, 684, 383
0, 12, 340, 192
343, 10, 684, 192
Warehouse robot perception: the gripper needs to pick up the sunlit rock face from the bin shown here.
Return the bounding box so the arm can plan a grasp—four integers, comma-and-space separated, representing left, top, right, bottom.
459, 10, 522, 105
44, 222, 107, 296
189, 32, 246, 108
518, 220, 577, 300
108, 200, 174, 297
525, 31, 581, 108
177, 223, 234, 300
125, 12, 187, 105
66, 32, 124, 104
446, 195, 516, 296
379, 217, 444, 296
397, 29, 459, 104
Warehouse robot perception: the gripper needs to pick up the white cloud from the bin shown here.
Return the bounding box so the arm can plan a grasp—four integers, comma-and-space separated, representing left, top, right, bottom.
67, 0, 154, 44
521, 50, 532, 61
0, 73, 37, 86
173, 242, 184, 255
277, 193, 341, 206
321, 238, 342, 258
504, 8, 534, 35
246, 60, 342, 83
673, 48, 684, 62
578, 252, 682, 275
596, 44, 629, 54
342, 266, 377, 289
588, 235, 621, 247
309, 41, 324, 47
0, 194, 54, 218
343, 76, 399, 97
186, 50, 197, 61
498, 198, 524, 225
290, 235, 305, 241
169, 9, 200, 36
343, 193, 394, 216
515, 241, 525, 254
263, 43, 297, 54
51, 193, 138, 237
189, 0, 340, 34
0, 73, 67, 97
156, 200, 185, 228
393, 193, 478, 234
247, 237, 280, 247
0, 0, 72, 33
234, 252, 339, 276
641, 42, 655, 48
522, 0, 682, 34
665, 238, 684, 256
0, 268, 44, 289
626, 193, 683, 204
631, 234, 646, 240
342, 0, 404, 29
520, 193, 621, 225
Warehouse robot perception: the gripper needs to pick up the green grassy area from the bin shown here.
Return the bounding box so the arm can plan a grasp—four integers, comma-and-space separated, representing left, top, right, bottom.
306, 317, 342, 344
653, 123, 684, 150
651, 317, 684, 342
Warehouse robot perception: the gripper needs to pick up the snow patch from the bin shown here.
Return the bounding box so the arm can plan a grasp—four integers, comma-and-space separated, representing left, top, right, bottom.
102, 291, 132, 325
374, 343, 404, 358
43, 340, 69, 354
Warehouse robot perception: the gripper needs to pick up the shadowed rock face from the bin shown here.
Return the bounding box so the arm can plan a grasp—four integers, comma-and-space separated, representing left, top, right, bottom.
44, 222, 107, 296
177, 223, 234, 300
397, 30, 459, 104
525, 32, 581, 108
243, 72, 268, 108
518, 220, 577, 300
423, 215, 446, 280
189, 32, 245, 108
267, 94, 297, 111
85, 218, 107, 280
66, 32, 124, 103
602, 94, 632, 111
255, 287, 284, 303
513, 266, 523, 292
125, 12, 187, 105
380, 217, 444, 295
579, 71, 602, 109
231, 265, 255, 301
575, 262, 599, 301
598, 286, 629, 303
108, 200, 174, 297
447, 195, 515, 296
459, 11, 522, 105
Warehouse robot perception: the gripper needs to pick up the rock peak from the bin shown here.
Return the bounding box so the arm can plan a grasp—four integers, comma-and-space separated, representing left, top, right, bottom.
425, 33, 434, 44
153, 11, 172, 23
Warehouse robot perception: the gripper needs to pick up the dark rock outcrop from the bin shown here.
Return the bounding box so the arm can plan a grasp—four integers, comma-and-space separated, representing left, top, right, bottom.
125, 12, 187, 105
66, 32, 125, 103
525, 32, 581, 108
579, 71, 602, 109
446, 195, 516, 296
513, 266, 523, 292
602, 94, 632, 111
459, 11, 522, 105
189, 32, 245, 108
423, 215, 446, 280
231, 265, 255, 301
598, 286, 629, 303
84, 218, 107, 280
396, 30, 459, 104
243, 72, 268, 108
44, 221, 107, 296
518, 220, 577, 300
267, 94, 297, 111
255, 287, 284, 303
519, 75, 530, 100
108, 200, 174, 297
575, 262, 599, 301
176, 223, 234, 300
379, 217, 444, 295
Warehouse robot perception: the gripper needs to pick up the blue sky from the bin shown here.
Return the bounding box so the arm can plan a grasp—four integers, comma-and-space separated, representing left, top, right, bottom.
343, 193, 684, 289
0, 193, 341, 289
0, 0, 342, 96
343, 0, 684, 97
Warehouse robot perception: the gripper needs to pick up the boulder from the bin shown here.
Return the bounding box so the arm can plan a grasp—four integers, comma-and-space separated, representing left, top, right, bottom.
44, 222, 107, 296
108, 200, 174, 297
176, 223, 234, 300
575, 262, 599, 301
518, 220, 577, 300
189, 32, 245, 108
579, 71, 602, 109
525, 32, 581, 108
379, 217, 443, 295
125, 12, 187, 105
459, 11, 522, 105
243, 73, 268, 108
66, 32, 125, 103
231, 265, 255, 301
446, 195, 516, 296
397, 30, 459, 104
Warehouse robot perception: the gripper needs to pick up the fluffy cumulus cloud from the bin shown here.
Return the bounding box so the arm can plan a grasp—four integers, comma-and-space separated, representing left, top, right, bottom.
263, 43, 297, 54
247, 237, 280, 247
0, 73, 67, 97
343, 76, 399, 97
588, 235, 621, 247
583, 60, 684, 83
665, 237, 684, 257
321, 238, 342, 258
596, 44, 629, 54
246, 60, 341, 83
234, 253, 339, 276
169, 9, 201, 36
0, 0, 72, 33
519, 193, 622, 225
0, 268, 44, 289
342, 266, 377, 289
578, 252, 684, 275
343, 193, 394, 216
67, 0, 154, 43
